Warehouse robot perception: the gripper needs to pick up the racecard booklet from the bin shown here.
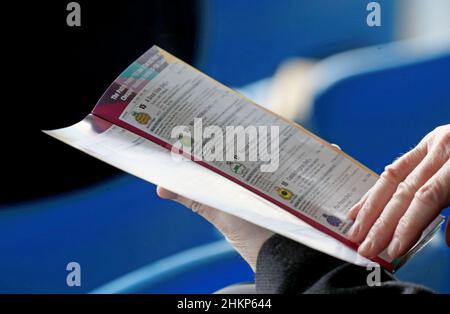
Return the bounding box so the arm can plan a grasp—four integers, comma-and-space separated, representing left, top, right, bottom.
45, 46, 444, 271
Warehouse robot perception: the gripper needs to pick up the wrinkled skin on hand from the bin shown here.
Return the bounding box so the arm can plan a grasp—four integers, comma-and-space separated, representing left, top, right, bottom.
347, 125, 450, 259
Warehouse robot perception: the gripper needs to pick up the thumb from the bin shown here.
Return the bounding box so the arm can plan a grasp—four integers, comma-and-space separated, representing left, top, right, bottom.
156, 186, 221, 223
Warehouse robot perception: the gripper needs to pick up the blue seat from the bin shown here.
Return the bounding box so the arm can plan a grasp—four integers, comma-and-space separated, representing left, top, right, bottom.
309, 40, 450, 173
90, 240, 251, 294
0, 175, 252, 293
196, 0, 394, 86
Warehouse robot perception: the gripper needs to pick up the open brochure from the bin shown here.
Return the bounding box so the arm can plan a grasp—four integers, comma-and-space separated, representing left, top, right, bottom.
44, 46, 444, 272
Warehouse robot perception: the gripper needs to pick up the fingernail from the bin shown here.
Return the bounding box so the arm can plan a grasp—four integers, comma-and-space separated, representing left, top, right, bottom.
348, 222, 361, 240
358, 238, 374, 256
387, 238, 401, 258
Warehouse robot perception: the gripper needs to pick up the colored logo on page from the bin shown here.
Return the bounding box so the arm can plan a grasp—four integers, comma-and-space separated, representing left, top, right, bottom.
322, 214, 342, 227
133, 112, 151, 125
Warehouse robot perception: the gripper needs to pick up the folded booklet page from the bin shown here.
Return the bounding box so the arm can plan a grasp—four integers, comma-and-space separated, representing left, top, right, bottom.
44, 46, 444, 271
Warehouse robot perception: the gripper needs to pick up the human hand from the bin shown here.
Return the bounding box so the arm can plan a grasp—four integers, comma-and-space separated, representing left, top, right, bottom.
156, 187, 274, 271
156, 144, 343, 270
347, 125, 450, 259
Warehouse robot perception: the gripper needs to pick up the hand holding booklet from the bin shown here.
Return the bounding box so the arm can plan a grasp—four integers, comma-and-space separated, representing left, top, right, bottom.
45, 46, 443, 272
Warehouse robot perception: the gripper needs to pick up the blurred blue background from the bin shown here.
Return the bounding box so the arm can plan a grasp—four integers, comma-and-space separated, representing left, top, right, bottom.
1, 0, 449, 293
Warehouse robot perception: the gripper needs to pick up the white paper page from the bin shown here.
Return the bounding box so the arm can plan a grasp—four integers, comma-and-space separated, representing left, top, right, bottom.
44, 114, 377, 268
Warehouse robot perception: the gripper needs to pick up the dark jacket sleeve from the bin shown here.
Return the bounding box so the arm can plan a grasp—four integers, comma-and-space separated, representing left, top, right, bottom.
255, 234, 433, 294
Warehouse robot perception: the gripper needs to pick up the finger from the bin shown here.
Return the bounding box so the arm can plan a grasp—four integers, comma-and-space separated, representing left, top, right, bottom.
156, 186, 223, 224
160, 189, 198, 210
331, 143, 341, 150
347, 189, 371, 220
156, 186, 200, 210
387, 160, 450, 258
348, 143, 427, 243
156, 186, 178, 199
358, 149, 447, 258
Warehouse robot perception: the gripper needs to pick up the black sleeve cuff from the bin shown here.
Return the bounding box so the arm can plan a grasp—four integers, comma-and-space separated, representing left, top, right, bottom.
255, 234, 432, 294
255, 234, 345, 293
